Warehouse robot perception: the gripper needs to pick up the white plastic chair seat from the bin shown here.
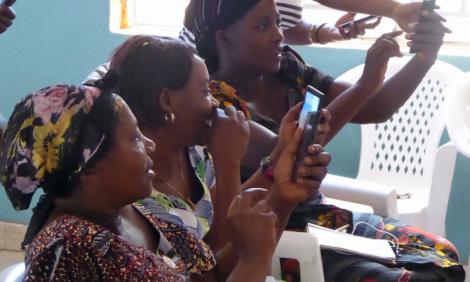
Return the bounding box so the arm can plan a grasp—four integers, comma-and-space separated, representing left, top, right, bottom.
324, 184, 430, 225
0, 263, 25, 282
321, 174, 398, 218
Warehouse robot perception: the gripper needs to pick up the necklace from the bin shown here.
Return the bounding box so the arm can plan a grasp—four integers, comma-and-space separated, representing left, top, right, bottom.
154, 162, 197, 210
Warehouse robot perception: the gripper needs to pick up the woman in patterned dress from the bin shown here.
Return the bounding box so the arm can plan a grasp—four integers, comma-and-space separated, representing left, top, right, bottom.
0, 82, 330, 281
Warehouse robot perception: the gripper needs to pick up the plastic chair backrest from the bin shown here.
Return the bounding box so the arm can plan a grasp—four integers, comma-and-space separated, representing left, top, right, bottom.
337, 57, 463, 189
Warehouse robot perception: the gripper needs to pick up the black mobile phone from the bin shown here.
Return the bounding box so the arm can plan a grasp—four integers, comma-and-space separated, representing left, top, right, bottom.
294, 86, 325, 179
410, 0, 436, 53
339, 15, 379, 30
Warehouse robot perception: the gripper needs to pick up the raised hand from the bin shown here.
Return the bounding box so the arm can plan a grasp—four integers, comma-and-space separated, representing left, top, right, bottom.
207, 105, 250, 165
359, 30, 403, 92
336, 12, 382, 40
274, 130, 330, 206
405, 10, 449, 65
391, 2, 422, 32
0, 0, 15, 34
227, 188, 278, 262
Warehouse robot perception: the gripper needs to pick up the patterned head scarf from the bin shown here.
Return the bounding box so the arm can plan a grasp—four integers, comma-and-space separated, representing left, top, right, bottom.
184, 0, 262, 72
0, 84, 122, 210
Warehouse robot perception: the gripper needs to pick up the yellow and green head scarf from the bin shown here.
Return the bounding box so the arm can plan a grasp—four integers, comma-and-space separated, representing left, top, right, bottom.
0, 84, 122, 210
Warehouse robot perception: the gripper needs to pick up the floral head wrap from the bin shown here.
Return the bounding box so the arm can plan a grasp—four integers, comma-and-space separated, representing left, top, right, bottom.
0, 84, 122, 210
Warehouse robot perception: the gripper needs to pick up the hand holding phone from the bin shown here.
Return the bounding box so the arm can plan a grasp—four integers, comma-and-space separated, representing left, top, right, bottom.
410, 0, 436, 53
0, 0, 15, 34
339, 15, 379, 30
293, 86, 325, 180
337, 14, 381, 40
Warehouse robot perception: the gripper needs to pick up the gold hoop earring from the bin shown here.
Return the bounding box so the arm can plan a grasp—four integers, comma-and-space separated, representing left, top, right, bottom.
164, 112, 175, 123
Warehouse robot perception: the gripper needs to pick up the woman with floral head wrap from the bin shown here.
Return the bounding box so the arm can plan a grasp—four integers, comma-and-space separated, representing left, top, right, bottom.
0, 83, 181, 280
185, 0, 464, 281
0, 79, 312, 281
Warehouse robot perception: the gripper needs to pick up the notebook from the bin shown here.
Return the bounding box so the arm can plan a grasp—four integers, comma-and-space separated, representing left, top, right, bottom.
306, 223, 396, 263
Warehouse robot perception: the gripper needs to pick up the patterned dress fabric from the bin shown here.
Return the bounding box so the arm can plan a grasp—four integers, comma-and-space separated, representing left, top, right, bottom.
24, 214, 184, 282
133, 146, 216, 277
133, 200, 216, 277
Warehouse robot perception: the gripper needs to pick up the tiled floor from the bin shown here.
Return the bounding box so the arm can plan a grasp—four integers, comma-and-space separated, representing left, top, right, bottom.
0, 250, 24, 273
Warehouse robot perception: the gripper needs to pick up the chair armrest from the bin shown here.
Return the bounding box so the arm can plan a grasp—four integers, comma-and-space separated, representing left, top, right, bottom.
271, 231, 324, 282
320, 174, 398, 218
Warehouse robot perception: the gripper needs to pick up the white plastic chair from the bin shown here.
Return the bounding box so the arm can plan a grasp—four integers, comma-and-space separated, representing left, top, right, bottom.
0, 263, 24, 282
271, 231, 324, 282
320, 57, 463, 237
444, 72, 470, 282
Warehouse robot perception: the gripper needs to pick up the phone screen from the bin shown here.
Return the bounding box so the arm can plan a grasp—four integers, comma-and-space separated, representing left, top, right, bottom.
293, 86, 324, 181
299, 91, 321, 129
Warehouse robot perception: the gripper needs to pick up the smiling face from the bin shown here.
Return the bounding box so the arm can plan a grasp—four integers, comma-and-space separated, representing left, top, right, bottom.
110, 36, 218, 147
165, 55, 218, 145
94, 101, 156, 206
219, 0, 283, 76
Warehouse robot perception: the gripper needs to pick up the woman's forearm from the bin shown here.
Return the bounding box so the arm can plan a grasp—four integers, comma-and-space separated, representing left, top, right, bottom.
351, 56, 433, 123
324, 81, 377, 143
314, 0, 400, 18
209, 161, 242, 251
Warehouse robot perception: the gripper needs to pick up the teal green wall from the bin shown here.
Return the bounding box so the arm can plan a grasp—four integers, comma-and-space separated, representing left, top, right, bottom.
0, 0, 126, 225
0, 0, 469, 262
